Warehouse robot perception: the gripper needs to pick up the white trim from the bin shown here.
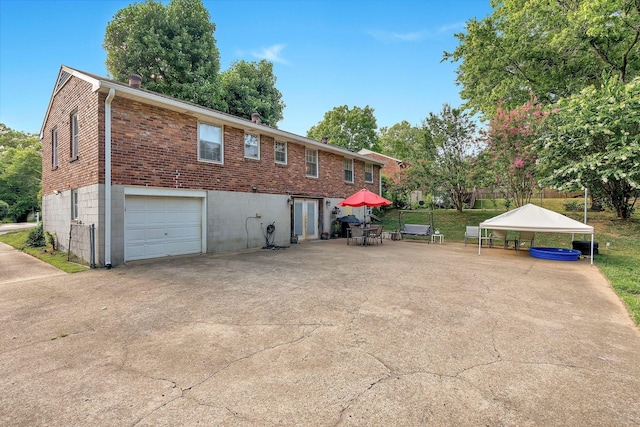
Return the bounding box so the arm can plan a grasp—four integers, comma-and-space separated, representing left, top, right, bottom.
197, 122, 224, 164
124, 187, 206, 198
343, 158, 354, 183
305, 148, 319, 178
274, 140, 287, 164
364, 163, 374, 183
244, 132, 260, 160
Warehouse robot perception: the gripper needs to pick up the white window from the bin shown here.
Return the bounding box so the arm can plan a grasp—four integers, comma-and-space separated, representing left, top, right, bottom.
198, 123, 223, 163
344, 158, 354, 183
365, 163, 373, 183
306, 148, 318, 178
52, 128, 58, 168
71, 111, 78, 158
244, 132, 260, 159
71, 189, 78, 220
274, 141, 287, 164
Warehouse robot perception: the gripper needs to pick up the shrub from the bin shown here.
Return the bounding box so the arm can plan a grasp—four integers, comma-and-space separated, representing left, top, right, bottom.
45, 230, 57, 250
26, 223, 46, 247
0, 200, 9, 220
564, 200, 582, 212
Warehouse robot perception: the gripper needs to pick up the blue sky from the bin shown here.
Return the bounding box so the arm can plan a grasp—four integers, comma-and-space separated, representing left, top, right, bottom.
0, 0, 492, 137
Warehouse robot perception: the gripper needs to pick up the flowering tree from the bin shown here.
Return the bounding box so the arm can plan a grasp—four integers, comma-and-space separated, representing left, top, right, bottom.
486, 98, 548, 207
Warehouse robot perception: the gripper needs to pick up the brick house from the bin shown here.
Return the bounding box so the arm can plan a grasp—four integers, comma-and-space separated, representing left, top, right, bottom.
40, 66, 384, 267
358, 149, 405, 183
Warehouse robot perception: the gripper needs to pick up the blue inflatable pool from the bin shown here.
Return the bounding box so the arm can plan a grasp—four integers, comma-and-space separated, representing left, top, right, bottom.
529, 247, 581, 261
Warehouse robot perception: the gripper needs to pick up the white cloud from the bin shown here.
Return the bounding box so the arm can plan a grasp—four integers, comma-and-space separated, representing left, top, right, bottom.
251, 44, 289, 65
368, 29, 429, 42
436, 22, 465, 34
368, 22, 465, 42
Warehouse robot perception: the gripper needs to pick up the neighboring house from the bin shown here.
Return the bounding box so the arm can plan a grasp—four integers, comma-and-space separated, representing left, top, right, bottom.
358, 149, 405, 183
40, 66, 384, 267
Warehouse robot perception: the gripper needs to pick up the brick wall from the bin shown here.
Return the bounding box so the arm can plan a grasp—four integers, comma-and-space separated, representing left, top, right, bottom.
42, 77, 102, 195
361, 152, 404, 182
109, 96, 379, 198
43, 75, 381, 200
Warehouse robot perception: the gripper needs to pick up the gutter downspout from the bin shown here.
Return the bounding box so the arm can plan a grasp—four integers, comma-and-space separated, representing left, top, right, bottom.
105, 88, 115, 268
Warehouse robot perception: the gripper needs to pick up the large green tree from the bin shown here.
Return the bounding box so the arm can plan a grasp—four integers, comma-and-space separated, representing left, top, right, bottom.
0, 124, 41, 221
104, 0, 222, 109
423, 105, 481, 213
307, 105, 379, 151
444, 0, 640, 118
378, 121, 433, 161
219, 60, 285, 127
538, 77, 640, 219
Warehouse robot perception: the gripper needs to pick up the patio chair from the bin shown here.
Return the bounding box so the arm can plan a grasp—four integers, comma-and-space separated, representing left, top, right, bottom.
464, 226, 479, 247
516, 231, 535, 250
465, 226, 492, 247
367, 225, 383, 245
347, 223, 365, 246
489, 229, 509, 249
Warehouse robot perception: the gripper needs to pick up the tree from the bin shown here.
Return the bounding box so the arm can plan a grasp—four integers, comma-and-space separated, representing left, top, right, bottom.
486, 97, 548, 207
444, 0, 640, 119
307, 105, 379, 151
219, 60, 285, 127
0, 124, 41, 221
384, 159, 431, 209
104, 0, 222, 110
538, 77, 640, 219
423, 105, 481, 213
378, 121, 433, 161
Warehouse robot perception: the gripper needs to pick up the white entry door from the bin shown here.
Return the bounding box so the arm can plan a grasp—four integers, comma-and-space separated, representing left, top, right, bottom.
293, 199, 318, 240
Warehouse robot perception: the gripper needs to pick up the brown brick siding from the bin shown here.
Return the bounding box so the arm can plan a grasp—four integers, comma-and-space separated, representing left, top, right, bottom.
361, 152, 403, 182
42, 78, 102, 195
109, 97, 378, 198
43, 75, 380, 198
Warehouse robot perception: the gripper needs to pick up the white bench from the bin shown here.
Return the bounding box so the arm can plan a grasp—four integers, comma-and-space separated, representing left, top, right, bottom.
400, 224, 432, 242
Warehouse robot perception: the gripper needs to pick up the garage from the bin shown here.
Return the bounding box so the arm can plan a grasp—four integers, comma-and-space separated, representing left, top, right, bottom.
125, 195, 203, 261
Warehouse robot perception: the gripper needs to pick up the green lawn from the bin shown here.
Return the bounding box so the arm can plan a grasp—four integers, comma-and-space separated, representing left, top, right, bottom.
378, 199, 640, 326
0, 230, 88, 273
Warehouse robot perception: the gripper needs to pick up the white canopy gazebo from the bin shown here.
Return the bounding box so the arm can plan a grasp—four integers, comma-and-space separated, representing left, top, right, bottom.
478, 204, 595, 265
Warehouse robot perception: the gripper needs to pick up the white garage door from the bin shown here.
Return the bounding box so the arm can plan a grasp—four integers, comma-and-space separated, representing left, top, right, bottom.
125, 196, 202, 261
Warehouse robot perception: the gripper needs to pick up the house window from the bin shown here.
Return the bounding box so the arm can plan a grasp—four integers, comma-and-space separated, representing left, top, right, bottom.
305, 148, 318, 178
71, 189, 78, 220
198, 122, 223, 163
274, 141, 287, 164
52, 128, 58, 168
244, 133, 260, 159
365, 163, 373, 183
70, 111, 78, 158
344, 158, 354, 183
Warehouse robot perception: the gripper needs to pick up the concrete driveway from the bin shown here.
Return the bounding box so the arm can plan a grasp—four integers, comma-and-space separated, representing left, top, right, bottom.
1, 239, 639, 426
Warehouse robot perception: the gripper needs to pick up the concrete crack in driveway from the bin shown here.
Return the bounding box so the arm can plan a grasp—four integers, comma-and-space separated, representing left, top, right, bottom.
0, 328, 95, 355
183, 324, 323, 395
335, 351, 396, 426
130, 377, 182, 427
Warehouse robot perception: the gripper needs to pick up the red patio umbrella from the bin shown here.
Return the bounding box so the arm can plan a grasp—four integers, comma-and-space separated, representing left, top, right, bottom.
337, 189, 392, 208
